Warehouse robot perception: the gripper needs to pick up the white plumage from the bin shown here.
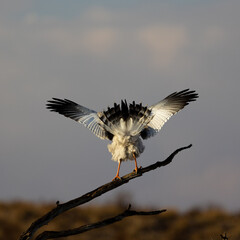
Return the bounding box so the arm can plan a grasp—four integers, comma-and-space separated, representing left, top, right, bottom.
46, 89, 198, 180
108, 135, 145, 162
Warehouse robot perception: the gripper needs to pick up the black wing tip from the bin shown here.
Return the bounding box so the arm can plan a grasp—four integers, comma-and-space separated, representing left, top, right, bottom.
46, 98, 61, 111
163, 89, 198, 108
173, 89, 199, 101
46, 97, 75, 105
46, 98, 79, 115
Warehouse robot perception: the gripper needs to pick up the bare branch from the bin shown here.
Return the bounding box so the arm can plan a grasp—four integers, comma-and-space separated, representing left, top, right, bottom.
19, 144, 192, 240
35, 205, 166, 240
220, 233, 229, 240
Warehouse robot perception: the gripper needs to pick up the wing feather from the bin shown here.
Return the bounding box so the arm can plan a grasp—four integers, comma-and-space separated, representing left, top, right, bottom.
46, 98, 109, 140
141, 89, 198, 139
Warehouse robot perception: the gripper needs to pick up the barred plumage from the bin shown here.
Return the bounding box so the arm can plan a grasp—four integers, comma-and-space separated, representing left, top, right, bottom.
46, 89, 198, 180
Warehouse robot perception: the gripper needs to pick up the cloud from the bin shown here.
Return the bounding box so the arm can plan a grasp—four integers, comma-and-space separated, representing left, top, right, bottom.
35, 6, 120, 57
138, 25, 188, 70
20, 12, 120, 57
82, 6, 115, 23
43, 26, 120, 57
81, 27, 120, 56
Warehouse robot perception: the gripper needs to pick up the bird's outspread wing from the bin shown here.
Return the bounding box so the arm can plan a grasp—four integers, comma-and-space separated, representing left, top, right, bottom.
46, 98, 110, 140
140, 89, 198, 139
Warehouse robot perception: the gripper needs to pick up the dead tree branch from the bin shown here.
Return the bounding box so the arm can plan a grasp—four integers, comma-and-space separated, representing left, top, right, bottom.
220, 233, 229, 240
35, 204, 166, 240
19, 144, 192, 240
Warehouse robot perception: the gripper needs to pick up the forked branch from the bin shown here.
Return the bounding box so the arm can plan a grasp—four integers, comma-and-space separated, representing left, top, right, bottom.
35, 205, 166, 240
19, 144, 192, 240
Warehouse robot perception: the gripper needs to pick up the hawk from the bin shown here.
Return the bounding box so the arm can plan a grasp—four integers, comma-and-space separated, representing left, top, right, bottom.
46, 89, 198, 180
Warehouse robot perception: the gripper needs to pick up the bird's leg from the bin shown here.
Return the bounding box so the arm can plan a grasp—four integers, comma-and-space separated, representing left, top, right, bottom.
112, 160, 122, 181
133, 153, 141, 172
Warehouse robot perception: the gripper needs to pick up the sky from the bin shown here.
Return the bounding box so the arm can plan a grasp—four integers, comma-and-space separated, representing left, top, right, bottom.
0, 0, 240, 212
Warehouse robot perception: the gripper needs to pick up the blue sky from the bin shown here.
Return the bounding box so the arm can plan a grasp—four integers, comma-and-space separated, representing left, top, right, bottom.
0, 0, 240, 211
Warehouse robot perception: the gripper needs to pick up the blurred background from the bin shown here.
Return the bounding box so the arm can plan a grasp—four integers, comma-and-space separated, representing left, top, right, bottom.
1, 0, 240, 238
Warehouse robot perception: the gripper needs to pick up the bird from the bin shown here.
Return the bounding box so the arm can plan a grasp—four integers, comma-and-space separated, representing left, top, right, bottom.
46, 89, 198, 180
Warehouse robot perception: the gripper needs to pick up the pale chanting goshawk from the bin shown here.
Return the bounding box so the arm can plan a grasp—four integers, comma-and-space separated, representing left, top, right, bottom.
46, 89, 198, 180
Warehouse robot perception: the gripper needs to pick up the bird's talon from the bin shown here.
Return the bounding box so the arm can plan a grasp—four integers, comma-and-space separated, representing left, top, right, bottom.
112, 176, 121, 181
133, 166, 142, 173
